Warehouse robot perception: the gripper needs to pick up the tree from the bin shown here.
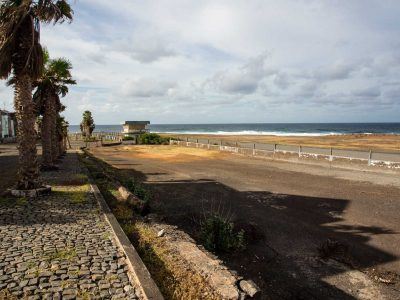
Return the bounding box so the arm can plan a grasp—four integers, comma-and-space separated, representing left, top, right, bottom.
56, 115, 69, 155
0, 0, 73, 189
80, 111, 95, 139
34, 50, 76, 169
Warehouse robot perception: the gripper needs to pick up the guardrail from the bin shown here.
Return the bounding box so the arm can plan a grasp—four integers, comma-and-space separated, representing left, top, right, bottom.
170, 137, 400, 167
69, 132, 123, 142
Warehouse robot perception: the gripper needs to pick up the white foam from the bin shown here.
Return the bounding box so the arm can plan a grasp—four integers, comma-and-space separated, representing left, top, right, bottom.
155, 130, 342, 137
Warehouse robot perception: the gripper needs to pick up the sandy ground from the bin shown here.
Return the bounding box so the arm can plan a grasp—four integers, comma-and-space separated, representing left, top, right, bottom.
90, 145, 400, 299
162, 133, 400, 152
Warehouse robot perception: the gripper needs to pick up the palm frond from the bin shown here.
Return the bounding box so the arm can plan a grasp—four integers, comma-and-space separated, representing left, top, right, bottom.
34, 0, 73, 24
0, 0, 73, 80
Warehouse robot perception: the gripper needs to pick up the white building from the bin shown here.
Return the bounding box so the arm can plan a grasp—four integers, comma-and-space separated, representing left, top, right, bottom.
122, 121, 150, 137
0, 110, 16, 142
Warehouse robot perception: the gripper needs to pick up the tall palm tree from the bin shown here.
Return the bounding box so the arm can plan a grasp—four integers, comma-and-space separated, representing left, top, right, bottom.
0, 0, 73, 189
34, 52, 75, 169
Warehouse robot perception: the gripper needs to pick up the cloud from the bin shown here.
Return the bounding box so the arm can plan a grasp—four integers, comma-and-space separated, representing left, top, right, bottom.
122, 78, 177, 98
313, 62, 358, 81
2, 0, 400, 123
113, 35, 176, 63
209, 52, 273, 94
353, 86, 381, 98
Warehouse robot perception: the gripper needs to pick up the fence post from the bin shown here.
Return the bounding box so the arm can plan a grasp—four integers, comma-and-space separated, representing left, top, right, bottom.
208, 139, 210, 150
330, 147, 333, 162
299, 145, 302, 158
273, 144, 277, 157
253, 143, 256, 156
368, 150, 372, 166
220, 140, 223, 150
186, 137, 189, 147
235, 141, 238, 153
196, 138, 199, 148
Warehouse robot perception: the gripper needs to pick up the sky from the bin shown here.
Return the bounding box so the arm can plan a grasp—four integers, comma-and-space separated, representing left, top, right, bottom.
1, 0, 400, 124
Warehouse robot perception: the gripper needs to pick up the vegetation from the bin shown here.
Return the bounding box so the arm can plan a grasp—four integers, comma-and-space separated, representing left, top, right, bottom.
79, 153, 222, 299
131, 222, 222, 300
80, 110, 95, 138
57, 115, 70, 155
122, 136, 135, 141
34, 50, 76, 169
125, 179, 151, 203
0, 0, 73, 189
49, 248, 77, 261
52, 184, 89, 204
200, 213, 245, 253
0, 196, 27, 207
138, 133, 170, 145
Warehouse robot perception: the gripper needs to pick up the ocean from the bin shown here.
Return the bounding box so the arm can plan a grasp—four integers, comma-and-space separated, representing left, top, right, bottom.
68, 123, 400, 136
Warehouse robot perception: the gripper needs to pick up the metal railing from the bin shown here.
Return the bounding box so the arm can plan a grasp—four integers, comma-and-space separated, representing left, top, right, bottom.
170, 137, 400, 167
68, 132, 123, 142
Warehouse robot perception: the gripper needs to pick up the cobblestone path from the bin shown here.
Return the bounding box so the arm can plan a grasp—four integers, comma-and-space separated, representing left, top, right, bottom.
0, 153, 141, 299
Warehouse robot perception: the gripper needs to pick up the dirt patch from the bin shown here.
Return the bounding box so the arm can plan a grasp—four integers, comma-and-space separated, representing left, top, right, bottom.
92, 145, 226, 163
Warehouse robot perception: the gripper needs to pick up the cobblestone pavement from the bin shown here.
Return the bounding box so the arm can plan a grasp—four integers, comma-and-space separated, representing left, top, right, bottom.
0, 152, 141, 299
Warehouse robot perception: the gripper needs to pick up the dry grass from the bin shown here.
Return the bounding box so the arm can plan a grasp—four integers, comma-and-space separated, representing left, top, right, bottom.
129, 222, 222, 300
52, 184, 90, 204
164, 133, 400, 152
49, 248, 77, 261
91, 145, 225, 163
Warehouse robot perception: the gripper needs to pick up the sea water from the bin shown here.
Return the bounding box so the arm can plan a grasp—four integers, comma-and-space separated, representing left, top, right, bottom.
68, 123, 400, 136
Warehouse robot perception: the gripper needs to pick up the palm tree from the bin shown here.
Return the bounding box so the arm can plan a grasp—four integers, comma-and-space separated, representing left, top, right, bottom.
56, 115, 69, 155
34, 51, 76, 169
80, 110, 95, 139
0, 0, 73, 189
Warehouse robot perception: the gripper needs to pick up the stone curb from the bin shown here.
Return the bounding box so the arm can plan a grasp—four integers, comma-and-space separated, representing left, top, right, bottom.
90, 182, 164, 300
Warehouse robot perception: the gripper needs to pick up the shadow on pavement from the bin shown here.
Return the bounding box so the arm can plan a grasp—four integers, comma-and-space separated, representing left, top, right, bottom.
85, 152, 399, 300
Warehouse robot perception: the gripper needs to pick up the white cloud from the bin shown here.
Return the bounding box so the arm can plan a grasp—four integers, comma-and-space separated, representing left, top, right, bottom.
122, 78, 177, 98
111, 30, 177, 63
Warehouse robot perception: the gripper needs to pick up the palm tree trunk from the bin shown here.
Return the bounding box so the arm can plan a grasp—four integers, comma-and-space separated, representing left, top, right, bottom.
85, 126, 91, 139
41, 94, 53, 169
50, 96, 59, 162
14, 74, 39, 189
58, 131, 63, 156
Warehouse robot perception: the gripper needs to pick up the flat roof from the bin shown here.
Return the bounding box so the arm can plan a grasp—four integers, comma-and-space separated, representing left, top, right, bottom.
124, 121, 150, 125
0, 110, 14, 115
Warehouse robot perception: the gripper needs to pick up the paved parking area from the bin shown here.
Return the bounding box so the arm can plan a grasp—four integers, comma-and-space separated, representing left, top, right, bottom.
0, 152, 140, 299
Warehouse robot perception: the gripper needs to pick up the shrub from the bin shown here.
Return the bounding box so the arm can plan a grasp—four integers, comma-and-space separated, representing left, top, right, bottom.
138, 133, 169, 145
122, 136, 135, 141
113, 205, 134, 223
83, 136, 97, 142
125, 179, 151, 202
200, 214, 245, 253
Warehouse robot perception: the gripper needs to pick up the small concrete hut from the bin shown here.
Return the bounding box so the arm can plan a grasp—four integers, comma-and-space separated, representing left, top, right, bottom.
122, 121, 150, 138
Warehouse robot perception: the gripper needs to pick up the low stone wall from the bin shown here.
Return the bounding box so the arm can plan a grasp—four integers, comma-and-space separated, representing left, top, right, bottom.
147, 222, 260, 299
